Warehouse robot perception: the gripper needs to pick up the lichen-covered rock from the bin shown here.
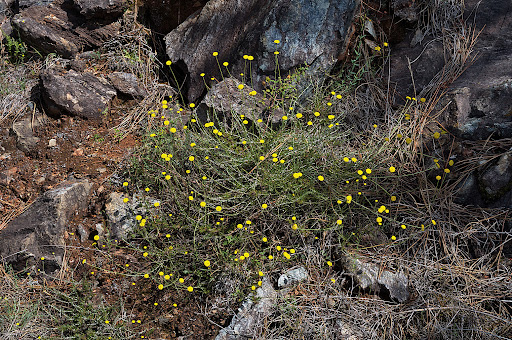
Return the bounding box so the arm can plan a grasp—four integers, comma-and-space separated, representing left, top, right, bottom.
165, 0, 358, 102
105, 192, 157, 240
197, 77, 283, 126
40, 67, 116, 119
344, 255, 409, 303
216, 278, 277, 340
278, 266, 308, 288
0, 179, 91, 274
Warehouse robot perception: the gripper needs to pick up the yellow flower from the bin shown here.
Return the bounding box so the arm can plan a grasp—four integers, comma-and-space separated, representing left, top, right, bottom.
248, 56, 254, 61
420, 97, 426, 102
262, 237, 268, 242
296, 113, 303, 118
123, 198, 129, 203
154, 202, 160, 207
204, 260, 210, 267
200, 73, 205, 77
336, 219, 342, 225
223, 62, 228, 66
123, 182, 128, 187
346, 195, 352, 204
259, 139, 265, 143
274, 39, 280, 44
261, 203, 268, 209
164, 275, 170, 280
436, 175, 442, 181
283, 252, 291, 259
170, 127, 176, 133
327, 261, 333, 267
158, 284, 163, 290
200, 201, 206, 207
276, 246, 282, 251
433, 132, 441, 139
328, 114, 335, 119
189, 156, 195, 161
292, 224, 298, 230
314, 111, 320, 117
249, 90, 257, 96
366, 169, 372, 174
166, 60, 172, 65
351, 157, 357, 162
374, 46, 381, 51
238, 84, 244, 89
389, 166, 396, 173
293, 172, 303, 178
282, 115, 288, 120
187, 286, 193, 292
144, 274, 149, 278
401, 224, 406, 229
274, 51, 279, 55
318, 175, 324, 181
383, 42, 389, 47
444, 168, 450, 173
268, 255, 274, 259
259, 156, 265, 161
105, 320, 110, 324
215, 206, 222, 211
391, 235, 396, 241
212, 52, 218, 56
94, 235, 100, 241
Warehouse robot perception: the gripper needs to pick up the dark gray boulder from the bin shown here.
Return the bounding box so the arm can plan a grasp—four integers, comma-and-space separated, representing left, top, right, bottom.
137, 0, 208, 35
387, 0, 512, 139
108, 71, 147, 99
73, 0, 127, 20
165, 0, 358, 102
40, 67, 117, 119
0, 179, 91, 274
11, 1, 121, 58
197, 77, 283, 126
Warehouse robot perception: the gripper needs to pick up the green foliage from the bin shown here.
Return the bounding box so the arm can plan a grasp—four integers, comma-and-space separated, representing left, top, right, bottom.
48, 280, 133, 339
1, 31, 27, 64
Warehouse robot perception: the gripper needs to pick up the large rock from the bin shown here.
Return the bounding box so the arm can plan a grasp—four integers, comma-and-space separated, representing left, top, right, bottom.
388, 0, 512, 139
72, 0, 127, 20
0, 179, 91, 274
105, 191, 158, 240
11, 0, 121, 58
40, 67, 117, 119
137, 0, 208, 35
165, 0, 358, 102
456, 153, 512, 208
197, 77, 283, 126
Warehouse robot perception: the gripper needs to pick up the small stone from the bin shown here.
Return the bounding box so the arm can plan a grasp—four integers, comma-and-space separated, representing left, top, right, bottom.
48, 139, 57, 147
72, 148, 84, 156
278, 266, 309, 288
